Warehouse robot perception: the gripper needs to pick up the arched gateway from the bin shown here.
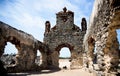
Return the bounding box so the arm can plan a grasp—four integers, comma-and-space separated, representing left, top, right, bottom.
44, 7, 87, 69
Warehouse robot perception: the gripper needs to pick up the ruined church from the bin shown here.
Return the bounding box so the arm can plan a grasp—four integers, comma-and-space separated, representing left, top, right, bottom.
0, 0, 120, 76
0, 7, 86, 72
44, 7, 86, 69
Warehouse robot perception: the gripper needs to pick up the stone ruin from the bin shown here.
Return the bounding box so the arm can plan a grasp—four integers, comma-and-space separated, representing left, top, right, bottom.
0, 21, 49, 72
83, 0, 120, 76
0, 7, 86, 72
44, 7, 86, 69
0, 0, 120, 76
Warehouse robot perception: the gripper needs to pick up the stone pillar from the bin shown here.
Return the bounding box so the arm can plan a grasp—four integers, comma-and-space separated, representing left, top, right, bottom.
0, 39, 6, 57
103, 30, 120, 75
81, 18, 87, 31
45, 21, 51, 34
86, 37, 95, 72
70, 47, 83, 69
39, 52, 48, 69
46, 50, 60, 69
15, 44, 36, 71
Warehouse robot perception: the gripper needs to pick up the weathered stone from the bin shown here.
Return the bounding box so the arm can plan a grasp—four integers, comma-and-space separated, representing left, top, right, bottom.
0, 22, 48, 72
0, 7, 87, 72
84, 0, 120, 76
44, 7, 86, 69
0, 60, 7, 75
0, 0, 120, 75
93, 64, 100, 71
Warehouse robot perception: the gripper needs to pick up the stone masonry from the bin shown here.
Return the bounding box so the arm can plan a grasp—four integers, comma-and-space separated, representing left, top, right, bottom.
44, 7, 86, 69
0, 21, 48, 72
83, 0, 120, 76
0, 0, 120, 75
0, 7, 87, 72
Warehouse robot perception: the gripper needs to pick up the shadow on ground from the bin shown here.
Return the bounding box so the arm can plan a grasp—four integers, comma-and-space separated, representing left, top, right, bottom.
7, 69, 61, 76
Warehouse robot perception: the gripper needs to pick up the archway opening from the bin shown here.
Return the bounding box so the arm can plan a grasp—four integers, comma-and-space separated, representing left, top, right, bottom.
116, 29, 120, 50
35, 50, 42, 66
59, 47, 71, 69
0, 42, 18, 67
88, 37, 97, 64
93, 44, 97, 64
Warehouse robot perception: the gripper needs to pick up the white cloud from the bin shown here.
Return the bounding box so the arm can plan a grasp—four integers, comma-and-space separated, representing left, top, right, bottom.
0, 0, 94, 54
0, 0, 94, 41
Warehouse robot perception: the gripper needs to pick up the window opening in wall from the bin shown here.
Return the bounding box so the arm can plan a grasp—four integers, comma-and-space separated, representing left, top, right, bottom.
93, 44, 97, 64
35, 50, 42, 66
116, 29, 120, 50
0, 42, 18, 67
59, 47, 71, 69
88, 37, 97, 64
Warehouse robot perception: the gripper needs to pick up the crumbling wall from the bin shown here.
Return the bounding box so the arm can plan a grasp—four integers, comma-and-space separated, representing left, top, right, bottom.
0, 7, 87, 72
84, 0, 120, 75
0, 21, 48, 72
44, 7, 86, 69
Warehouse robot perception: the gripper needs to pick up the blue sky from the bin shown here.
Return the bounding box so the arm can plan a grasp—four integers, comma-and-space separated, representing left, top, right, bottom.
117, 29, 120, 44
0, 0, 119, 57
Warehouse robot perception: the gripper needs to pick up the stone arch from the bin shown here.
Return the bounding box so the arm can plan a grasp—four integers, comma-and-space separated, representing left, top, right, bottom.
87, 37, 98, 69
0, 42, 17, 69
35, 50, 42, 66
6, 36, 22, 67
6, 36, 20, 53
59, 47, 71, 58
0, 36, 24, 72
55, 43, 74, 52
34, 42, 48, 69
83, 0, 120, 75
1, 36, 20, 66
44, 8, 86, 69
102, 6, 120, 73
0, 36, 20, 57
34, 48, 44, 70
4, 42, 18, 54
55, 43, 73, 67
59, 47, 71, 69
0, 22, 49, 72
103, 27, 120, 73
2, 43, 17, 66
88, 37, 95, 60
56, 43, 73, 69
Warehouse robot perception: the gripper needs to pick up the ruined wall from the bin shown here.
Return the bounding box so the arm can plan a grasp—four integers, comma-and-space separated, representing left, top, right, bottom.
0, 21, 48, 72
0, 7, 87, 72
84, 0, 120, 75
44, 7, 86, 69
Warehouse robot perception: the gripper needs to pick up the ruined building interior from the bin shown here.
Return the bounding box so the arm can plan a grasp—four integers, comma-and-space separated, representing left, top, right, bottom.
0, 0, 120, 76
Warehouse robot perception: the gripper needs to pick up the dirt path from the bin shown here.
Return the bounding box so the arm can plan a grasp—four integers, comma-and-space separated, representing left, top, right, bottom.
8, 59, 95, 76
8, 69, 95, 76
29, 69, 94, 76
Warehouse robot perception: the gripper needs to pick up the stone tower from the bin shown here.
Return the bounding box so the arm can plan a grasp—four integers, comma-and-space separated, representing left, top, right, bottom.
81, 18, 87, 31
45, 21, 51, 34
44, 7, 86, 69
56, 7, 74, 29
